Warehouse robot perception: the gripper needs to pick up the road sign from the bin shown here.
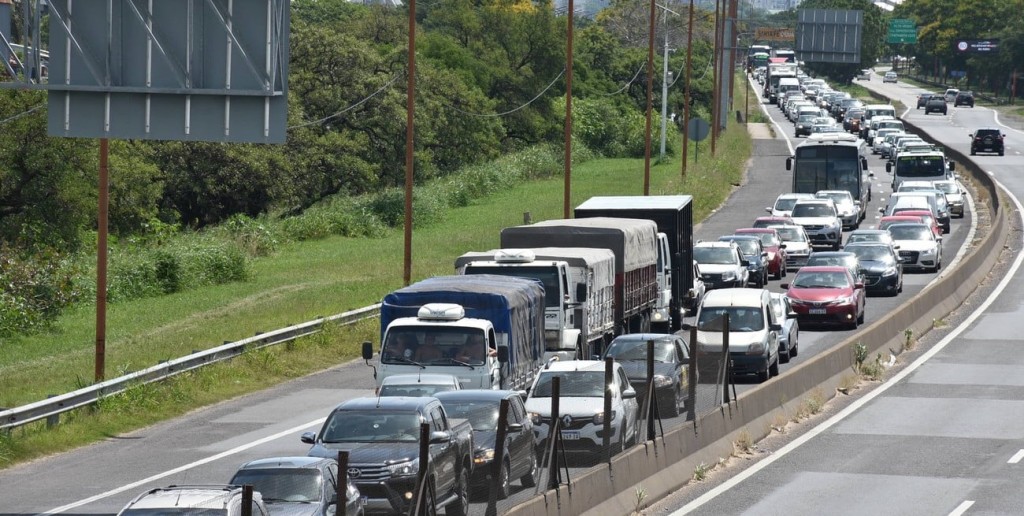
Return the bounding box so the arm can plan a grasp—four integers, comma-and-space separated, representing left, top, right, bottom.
887, 19, 917, 44
755, 28, 794, 42
688, 117, 710, 141
956, 40, 1000, 53
795, 9, 863, 64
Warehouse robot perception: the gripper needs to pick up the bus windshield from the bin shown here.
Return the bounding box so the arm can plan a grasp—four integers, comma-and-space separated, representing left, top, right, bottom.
793, 146, 862, 198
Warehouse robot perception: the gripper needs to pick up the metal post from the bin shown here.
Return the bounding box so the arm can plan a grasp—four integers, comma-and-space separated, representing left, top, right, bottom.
646, 340, 656, 440
241, 485, 253, 516
682, 0, 694, 176
486, 399, 510, 516
96, 139, 109, 382
563, 0, 573, 219
660, 16, 669, 161
721, 314, 730, 405
710, 0, 720, 154
413, 422, 431, 516
338, 451, 349, 516
603, 357, 613, 463
726, 0, 738, 118
643, 0, 656, 196
403, 0, 416, 286
547, 376, 561, 490
688, 325, 697, 423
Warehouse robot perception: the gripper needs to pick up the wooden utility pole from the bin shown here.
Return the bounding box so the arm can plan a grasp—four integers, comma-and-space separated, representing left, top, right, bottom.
643, 0, 656, 195
564, 0, 574, 218
681, 0, 695, 176
403, 0, 417, 286
96, 139, 109, 382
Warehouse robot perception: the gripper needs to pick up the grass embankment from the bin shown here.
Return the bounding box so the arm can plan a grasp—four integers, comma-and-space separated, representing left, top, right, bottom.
0, 77, 753, 468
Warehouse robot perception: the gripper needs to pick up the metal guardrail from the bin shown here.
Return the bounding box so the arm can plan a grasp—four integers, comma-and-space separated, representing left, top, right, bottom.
0, 304, 382, 431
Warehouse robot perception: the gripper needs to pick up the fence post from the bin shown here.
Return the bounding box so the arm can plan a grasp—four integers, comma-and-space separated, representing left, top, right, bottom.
338, 451, 349, 516
688, 325, 698, 423
646, 340, 656, 441
604, 357, 614, 464
547, 376, 561, 490
486, 399, 510, 516
412, 422, 433, 516
722, 314, 731, 405
241, 485, 253, 516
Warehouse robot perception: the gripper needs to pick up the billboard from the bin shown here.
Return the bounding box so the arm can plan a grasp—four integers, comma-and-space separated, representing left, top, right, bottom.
956, 40, 1000, 53
795, 9, 863, 64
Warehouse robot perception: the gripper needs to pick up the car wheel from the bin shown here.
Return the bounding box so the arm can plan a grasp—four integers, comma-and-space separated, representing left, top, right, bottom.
520, 451, 538, 487
779, 344, 791, 364
768, 356, 780, 377
757, 366, 769, 383
999, 150, 1004, 156
495, 458, 511, 500
664, 387, 682, 417
971, 149, 976, 155
857, 309, 865, 325
789, 333, 799, 358
447, 468, 470, 516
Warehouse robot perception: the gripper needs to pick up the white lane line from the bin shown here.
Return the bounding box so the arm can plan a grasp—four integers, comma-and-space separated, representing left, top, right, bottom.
992, 110, 1024, 136
40, 417, 326, 515
672, 176, 1024, 515
939, 187, 977, 277
949, 500, 975, 516
746, 74, 794, 155
1007, 450, 1024, 464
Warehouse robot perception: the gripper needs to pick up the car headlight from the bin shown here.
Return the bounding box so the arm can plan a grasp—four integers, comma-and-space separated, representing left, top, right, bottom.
882, 267, 898, 277
746, 342, 765, 355
767, 251, 776, 261
652, 375, 673, 388
834, 295, 856, 306
722, 271, 737, 281
386, 460, 419, 477
593, 410, 615, 425
920, 247, 937, 257
474, 448, 496, 465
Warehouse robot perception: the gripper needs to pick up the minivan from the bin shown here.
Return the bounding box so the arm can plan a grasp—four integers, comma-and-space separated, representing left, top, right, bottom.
689, 288, 781, 383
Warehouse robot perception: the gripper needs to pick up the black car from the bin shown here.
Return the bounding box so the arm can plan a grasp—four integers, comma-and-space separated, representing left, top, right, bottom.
954, 91, 975, 107
433, 390, 538, 500
843, 242, 903, 296
916, 93, 934, 109
924, 97, 947, 115
603, 333, 691, 418
970, 128, 1005, 156
718, 235, 769, 287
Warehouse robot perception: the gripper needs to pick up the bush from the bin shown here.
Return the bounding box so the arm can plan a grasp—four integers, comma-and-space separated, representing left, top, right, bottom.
193, 244, 250, 285
221, 214, 279, 257
0, 245, 82, 337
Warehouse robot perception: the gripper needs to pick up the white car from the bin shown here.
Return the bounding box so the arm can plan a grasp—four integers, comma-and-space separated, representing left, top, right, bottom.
377, 373, 463, 396
769, 292, 800, 363
525, 360, 640, 458
933, 179, 965, 218
873, 127, 903, 152
693, 241, 749, 290
790, 198, 843, 250
887, 223, 942, 272
815, 190, 861, 229
117, 485, 270, 516
691, 288, 781, 383
766, 192, 816, 217
770, 224, 812, 270
883, 71, 898, 83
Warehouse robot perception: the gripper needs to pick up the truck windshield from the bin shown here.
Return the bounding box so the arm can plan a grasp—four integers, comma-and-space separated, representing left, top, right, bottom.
532, 371, 605, 397
383, 328, 486, 365
896, 156, 945, 178
322, 411, 422, 443
464, 266, 559, 308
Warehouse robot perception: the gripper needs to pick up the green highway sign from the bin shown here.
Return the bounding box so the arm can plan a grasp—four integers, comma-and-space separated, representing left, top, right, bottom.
887, 19, 918, 44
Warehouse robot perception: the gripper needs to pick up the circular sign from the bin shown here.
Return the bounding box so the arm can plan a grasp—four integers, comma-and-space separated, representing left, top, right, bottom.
957, 41, 969, 51
687, 117, 711, 141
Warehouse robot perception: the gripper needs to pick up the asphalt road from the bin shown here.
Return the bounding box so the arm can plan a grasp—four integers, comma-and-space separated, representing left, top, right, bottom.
655, 73, 1024, 516
0, 77, 978, 516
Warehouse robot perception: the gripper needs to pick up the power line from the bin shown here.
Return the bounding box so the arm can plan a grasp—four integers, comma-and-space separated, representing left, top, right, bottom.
288, 74, 401, 130
600, 61, 647, 96
439, 68, 566, 117
0, 104, 44, 126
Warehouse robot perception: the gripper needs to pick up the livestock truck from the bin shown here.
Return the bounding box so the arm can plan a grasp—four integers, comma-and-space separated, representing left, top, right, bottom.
575, 195, 695, 332
363, 274, 545, 391
454, 247, 616, 361
500, 217, 658, 354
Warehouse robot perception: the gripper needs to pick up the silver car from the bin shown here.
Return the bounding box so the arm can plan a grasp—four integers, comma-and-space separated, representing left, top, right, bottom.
229, 457, 365, 516
769, 293, 799, 363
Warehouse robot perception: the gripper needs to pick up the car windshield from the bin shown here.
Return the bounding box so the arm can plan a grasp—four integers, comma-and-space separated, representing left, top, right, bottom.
806, 255, 856, 269
723, 238, 758, 256
229, 469, 322, 503
934, 182, 958, 194
774, 197, 800, 211
771, 226, 806, 242
694, 247, 737, 264
791, 271, 850, 288
743, 232, 779, 246
697, 307, 764, 332
847, 246, 895, 263
437, 400, 499, 430
121, 511, 227, 516
889, 225, 932, 240
379, 383, 455, 397
817, 192, 852, 207
847, 233, 885, 244
532, 371, 605, 397
606, 339, 678, 363
792, 204, 833, 217
321, 411, 423, 443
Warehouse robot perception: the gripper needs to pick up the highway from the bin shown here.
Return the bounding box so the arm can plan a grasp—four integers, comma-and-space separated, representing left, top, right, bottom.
657, 73, 1024, 515
0, 77, 980, 515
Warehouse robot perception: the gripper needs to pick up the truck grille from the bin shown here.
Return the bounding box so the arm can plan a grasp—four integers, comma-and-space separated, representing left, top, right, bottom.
348, 464, 390, 481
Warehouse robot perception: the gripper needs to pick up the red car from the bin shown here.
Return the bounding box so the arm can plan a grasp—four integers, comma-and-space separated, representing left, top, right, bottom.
880, 212, 941, 238
783, 265, 866, 330
735, 227, 788, 279
752, 215, 795, 229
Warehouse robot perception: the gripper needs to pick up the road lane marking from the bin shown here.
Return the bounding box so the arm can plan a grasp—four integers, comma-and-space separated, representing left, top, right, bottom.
672, 176, 1024, 515
1008, 450, 1024, 464
40, 417, 327, 515
949, 500, 975, 516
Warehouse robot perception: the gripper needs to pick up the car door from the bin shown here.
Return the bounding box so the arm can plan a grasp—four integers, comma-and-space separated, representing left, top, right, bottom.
506, 395, 532, 477
615, 366, 638, 443
674, 337, 689, 392
429, 405, 457, 493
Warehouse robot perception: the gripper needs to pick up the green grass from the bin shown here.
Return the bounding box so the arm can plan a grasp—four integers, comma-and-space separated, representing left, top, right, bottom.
0, 77, 753, 468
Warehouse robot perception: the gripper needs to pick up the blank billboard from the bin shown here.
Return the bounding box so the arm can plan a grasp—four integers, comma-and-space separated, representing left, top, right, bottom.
795, 9, 863, 64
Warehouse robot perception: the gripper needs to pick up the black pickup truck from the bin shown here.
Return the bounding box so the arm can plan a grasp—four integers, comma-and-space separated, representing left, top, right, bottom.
302, 397, 474, 515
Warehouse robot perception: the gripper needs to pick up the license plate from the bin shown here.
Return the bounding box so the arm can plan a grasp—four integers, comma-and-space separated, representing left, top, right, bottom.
560, 431, 580, 440
809, 308, 827, 314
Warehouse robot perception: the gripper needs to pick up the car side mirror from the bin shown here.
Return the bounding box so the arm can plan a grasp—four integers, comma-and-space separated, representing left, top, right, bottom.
766, 206, 772, 213
885, 162, 892, 173
787, 310, 798, 318
301, 431, 317, 444
681, 323, 694, 331
430, 431, 452, 444
855, 282, 865, 289
622, 388, 637, 399
507, 422, 524, 433
780, 283, 790, 289
770, 323, 782, 332
948, 161, 956, 171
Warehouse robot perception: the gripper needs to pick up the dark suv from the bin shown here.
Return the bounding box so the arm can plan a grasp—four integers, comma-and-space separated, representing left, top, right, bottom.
954, 91, 975, 107
970, 128, 1005, 156
924, 97, 947, 115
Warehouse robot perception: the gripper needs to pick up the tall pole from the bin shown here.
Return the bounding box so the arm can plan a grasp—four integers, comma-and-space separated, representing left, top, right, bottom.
726, 0, 738, 117
96, 139, 109, 382
681, 0, 694, 177
643, 0, 657, 196
564, 0, 574, 218
711, 0, 720, 154
660, 15, 669, 161
403, 0, 416, 286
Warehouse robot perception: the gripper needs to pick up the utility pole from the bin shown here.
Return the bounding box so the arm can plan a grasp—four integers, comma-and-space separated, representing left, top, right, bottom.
657, 3, 681, 161
681, 0, 694, 177
643, 0, 657, 196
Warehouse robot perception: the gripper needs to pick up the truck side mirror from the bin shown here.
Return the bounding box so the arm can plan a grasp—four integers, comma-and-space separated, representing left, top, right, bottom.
949, 161, 956, 171
785, 157, 793, 171
861, 157, 868, 170
497, 346, 510, 363
885, 162, 892, 173
361, 341, 374, 361
576, 283, 588, 302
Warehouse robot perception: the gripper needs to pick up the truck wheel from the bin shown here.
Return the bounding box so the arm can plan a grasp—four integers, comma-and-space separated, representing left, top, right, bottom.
446, 468, 470, 516
520, 452, 538, 488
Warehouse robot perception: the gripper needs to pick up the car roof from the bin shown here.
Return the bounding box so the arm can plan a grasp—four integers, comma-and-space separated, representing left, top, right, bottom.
795, 265, 848, 273
125, 486, 250, 510
433, 389, 520, 402
381, 373, 460, 385
849, 229, 889, 234
793, 198, 834, 206
808, 251, 855, 258
337, 396, 437, 411
610, 333, 681, 343
542, 359, 610, 372
719, 235, 761, 242
238, 456, 332, 471
701, 288, 768, 307
735, 227, 777, 234
695, 241, 738, 248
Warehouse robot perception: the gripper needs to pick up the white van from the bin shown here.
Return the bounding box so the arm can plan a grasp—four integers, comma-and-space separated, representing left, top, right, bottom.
689, 288, 781, 383
944, 89, 959, 103
776, 77, 801, 106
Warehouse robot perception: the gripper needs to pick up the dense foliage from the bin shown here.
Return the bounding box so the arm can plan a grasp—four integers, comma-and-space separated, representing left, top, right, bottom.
0, 0, 718, 337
